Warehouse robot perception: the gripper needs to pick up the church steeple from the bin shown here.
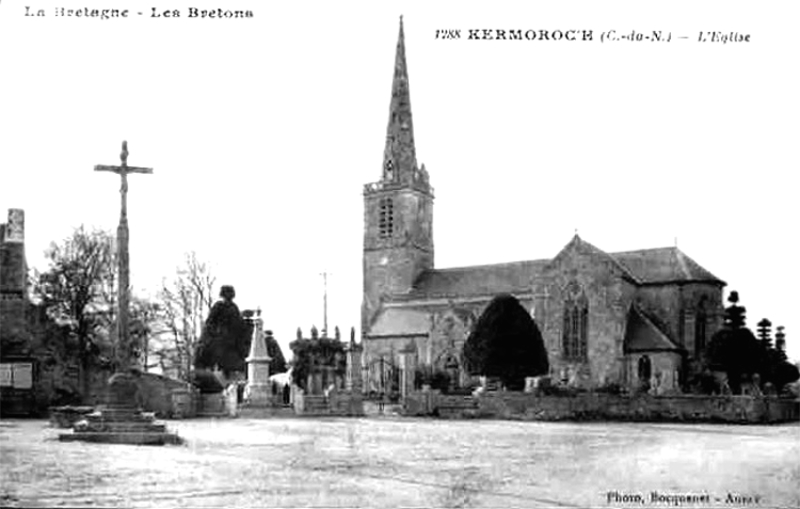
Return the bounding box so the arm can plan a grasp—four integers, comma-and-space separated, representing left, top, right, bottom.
383, 16, 418, 184
362, 17, 434, 330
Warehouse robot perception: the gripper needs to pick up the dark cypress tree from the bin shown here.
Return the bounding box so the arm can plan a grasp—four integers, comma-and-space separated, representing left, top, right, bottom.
724, 291, 746, 329
771, 327, 799, 393
264, 331, 288, 374
756, 318, 773, 350
464, 294, 549, 390
194, 285, 249, 377
706, 291, 762, 394
775, 326, 787, 361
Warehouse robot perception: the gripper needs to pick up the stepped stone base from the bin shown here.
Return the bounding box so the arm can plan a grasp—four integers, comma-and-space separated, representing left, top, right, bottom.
59, 431, 181, 445
58, 373, 181, 446
50, 406, 95, 428
58, 405, 181, 446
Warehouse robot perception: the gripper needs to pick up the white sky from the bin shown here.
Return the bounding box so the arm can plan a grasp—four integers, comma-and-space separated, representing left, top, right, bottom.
1, 0, 797, 362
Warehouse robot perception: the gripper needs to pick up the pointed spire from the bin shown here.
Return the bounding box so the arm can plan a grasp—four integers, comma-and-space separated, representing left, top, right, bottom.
383, 15, 418, 184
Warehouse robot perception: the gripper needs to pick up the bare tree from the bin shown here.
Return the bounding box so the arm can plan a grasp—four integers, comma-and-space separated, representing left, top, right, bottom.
32, 226, 116, 401
155, 252, 216, 381
129, 296, 161, 370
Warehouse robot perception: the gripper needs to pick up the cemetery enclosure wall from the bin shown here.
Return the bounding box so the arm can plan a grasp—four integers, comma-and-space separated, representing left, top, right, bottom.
294, 392, 364, 416
404, 392, 800, 424
135, 372, 195, 418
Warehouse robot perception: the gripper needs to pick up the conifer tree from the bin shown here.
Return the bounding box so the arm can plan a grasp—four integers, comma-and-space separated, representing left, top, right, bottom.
756, 318, 773, 350
464, 294, 548, 390
706, 291, 760, 394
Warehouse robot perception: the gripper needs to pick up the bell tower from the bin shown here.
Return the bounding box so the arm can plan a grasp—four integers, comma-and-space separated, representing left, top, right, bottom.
362, 17, 434, 329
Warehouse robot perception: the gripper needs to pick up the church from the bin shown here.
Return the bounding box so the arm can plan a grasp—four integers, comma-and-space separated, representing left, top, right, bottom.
361, 19, 727, 394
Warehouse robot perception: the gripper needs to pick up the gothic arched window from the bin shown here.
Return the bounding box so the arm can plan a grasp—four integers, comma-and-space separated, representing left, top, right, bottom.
695, 297, 707, 357
638, 355, 652, 382
379, 197, 394, 238
562, 285, 588, 360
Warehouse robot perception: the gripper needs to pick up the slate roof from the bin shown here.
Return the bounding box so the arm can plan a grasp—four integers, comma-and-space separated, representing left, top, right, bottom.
369, 308, 431, 337
612, 247, 724, 285
407, 259, 549, 299
400, 241, 723, 301
623, 306, 682, 353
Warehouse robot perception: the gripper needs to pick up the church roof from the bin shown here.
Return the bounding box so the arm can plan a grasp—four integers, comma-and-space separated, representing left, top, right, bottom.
408, 260, 548, 299
368, 307, 431, 337
402, 243, 723, 300
623, 305, 683, 353
612, 247, 724, 285
551, 235, 640, 284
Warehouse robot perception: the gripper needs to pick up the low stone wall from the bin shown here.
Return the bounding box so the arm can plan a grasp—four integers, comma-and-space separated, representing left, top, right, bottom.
170, 388, 197, 418
54, 372, 198, 419
294, 391, 364, 416
403, 391, 800, 424
136, 373, 195, 418
197, 392, 227, 416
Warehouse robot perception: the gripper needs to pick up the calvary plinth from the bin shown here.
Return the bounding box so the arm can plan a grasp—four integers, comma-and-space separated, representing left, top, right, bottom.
244, 310, 272, 406
59, 141, 179, 446
59, 370, 180, 445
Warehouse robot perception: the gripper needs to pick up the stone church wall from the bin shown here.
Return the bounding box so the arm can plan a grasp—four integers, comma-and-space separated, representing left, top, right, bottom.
675, 282, 724, 358
0, 299, 28, 351
362, 248, 433, 325
634, 283, 723, 353
625, 351, 683, 394
540, 250, 638, 390
0, 237, 26, 295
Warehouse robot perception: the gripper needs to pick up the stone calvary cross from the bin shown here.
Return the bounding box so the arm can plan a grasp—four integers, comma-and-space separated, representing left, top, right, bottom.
95, 141, 153, 369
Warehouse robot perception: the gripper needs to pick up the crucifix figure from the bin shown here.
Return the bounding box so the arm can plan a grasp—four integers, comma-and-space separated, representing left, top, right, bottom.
95, 141, 153, 369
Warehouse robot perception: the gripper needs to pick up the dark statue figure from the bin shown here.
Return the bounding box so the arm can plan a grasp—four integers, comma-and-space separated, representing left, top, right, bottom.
194, 285, 249, 378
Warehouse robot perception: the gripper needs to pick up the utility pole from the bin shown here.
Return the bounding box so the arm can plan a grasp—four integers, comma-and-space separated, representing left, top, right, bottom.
320, 271, 331, 338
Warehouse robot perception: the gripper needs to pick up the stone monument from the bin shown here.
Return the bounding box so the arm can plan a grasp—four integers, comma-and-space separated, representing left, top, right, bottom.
59, 141, 179, 446
244, 309, 272, 406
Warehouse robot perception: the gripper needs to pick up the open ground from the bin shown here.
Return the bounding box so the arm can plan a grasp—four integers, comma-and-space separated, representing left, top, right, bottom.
1, 417, 798, 508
